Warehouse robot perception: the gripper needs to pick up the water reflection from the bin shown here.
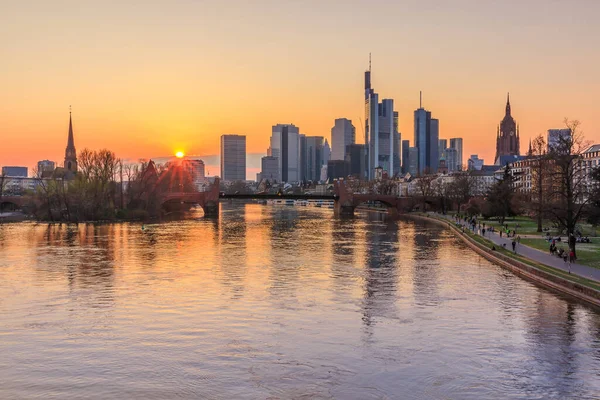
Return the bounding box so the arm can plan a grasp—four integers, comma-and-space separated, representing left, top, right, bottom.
0, 205, 600, 399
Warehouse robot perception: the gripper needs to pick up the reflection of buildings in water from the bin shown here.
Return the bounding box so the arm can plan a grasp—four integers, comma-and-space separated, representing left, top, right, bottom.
361, 218, 400, 331
330, 218, 358, 297
521, 292, 584, 394
411, 221, 442, 307
217, 203, 248, 300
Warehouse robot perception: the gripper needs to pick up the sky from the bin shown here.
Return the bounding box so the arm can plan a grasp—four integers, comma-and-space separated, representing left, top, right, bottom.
1, 0, 599, 179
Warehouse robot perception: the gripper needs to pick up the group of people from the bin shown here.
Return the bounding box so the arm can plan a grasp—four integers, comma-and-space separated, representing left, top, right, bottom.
549, 240, 576, 272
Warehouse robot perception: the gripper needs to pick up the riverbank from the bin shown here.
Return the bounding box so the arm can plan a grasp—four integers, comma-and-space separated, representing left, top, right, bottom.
406, 213, 600, 309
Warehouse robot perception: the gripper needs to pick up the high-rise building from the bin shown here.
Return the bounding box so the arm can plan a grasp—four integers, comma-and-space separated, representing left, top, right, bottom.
64, 110, 77, 173
547, 129, 571, 152
37, 160, 56, 176
257, 156, 280, 182
449, 138, 463, 171
220, 134, 246, 181
346, 144, 366, 177
443, 147, 458, 172
322, 139, 331, 166
468, 154, 484, 171
408, 147, 419, 176
495, 93, 520, 164
327, 160, 349, 180
438, 139, 447, 161
363, 58, 399, 179
413, 93, 438, 174
302, 136, 324, 182
331, 118, 355, 161
401, 140, 410, 174
1, 166, 27, 177
270, 124, 300, 183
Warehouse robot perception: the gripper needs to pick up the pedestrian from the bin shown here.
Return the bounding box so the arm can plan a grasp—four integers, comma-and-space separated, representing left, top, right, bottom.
511, 240, 516, 253
517, 235, 521, 245
482, 228, 486, 236
500, 230, 503, 238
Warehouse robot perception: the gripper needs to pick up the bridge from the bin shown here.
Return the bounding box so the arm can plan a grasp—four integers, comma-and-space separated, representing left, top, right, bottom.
162, 178, 415, 218
0, 195, 26, 212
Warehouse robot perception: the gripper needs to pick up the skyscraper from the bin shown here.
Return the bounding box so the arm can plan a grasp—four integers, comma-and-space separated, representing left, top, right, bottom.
495, 93, 520, 164
270, 124, 300, 182
331, 118, 355, 160
220, 134, 246, 181
401, 140, 410, 174
377, 99, 397, 176
322, 139, 331, 166
438, 139, 447, 161
346, 144, 366, 177
64, 109, 77, 173
408, 147, 419, 176
449, 138, 463, 170
257, 156, 280, 182
443, 147, 458, 172
413, 92, 438, 174
302, 136, 324, 182
365, 59, 379, 179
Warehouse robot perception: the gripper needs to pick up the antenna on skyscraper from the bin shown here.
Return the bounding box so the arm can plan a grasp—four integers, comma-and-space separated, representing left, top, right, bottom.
369, 53, 371, 72
419, 91, 422, 108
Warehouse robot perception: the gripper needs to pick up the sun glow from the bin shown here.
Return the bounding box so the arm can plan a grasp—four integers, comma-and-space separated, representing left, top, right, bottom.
175, 151, 185, 158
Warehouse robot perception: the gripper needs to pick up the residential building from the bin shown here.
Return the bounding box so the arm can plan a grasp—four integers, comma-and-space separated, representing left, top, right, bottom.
220, 134, 246, 181
37, 160, 56, 176
331, 118, 355, 160
449, 138, 463, 170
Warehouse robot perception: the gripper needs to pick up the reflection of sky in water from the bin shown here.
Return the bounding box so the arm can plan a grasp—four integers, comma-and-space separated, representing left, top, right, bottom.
0, 204, 599, 399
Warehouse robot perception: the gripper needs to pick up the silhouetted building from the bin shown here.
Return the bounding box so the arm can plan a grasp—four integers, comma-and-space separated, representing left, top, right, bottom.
1, 166, 27, 177
401, 140, 410, 173
257, 156, 280, 182
302, 136, 324, 182
346, 144, 366, 177
449, 138, 463, 170
443, 147, 458, 172
408, 147, 419, 176
331, 118, 355, 160
327, 160, 349, 180
271, 124, 300, 182
414, 92, 439, 174
495, 93, 520, 164
468, 154, 484, 171
220, 134, 246, 181
322, 138, 331, 166
64, 110, 77, 173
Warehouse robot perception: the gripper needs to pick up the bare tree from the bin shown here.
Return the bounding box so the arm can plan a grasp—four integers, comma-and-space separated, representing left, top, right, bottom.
529, 134, 550, 232
415, 171, 437, 211
546, 119, 592, 257
448, 171, 474, 213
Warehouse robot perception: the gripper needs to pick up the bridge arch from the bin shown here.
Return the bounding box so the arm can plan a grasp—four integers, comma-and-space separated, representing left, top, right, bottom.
0, 201, 20, 212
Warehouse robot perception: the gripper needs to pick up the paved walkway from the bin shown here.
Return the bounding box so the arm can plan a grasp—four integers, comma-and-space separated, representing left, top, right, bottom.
434, 213, 600, 283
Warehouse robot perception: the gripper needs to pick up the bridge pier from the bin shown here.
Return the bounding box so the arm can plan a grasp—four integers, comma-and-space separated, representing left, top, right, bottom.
203, 201, 219, 218
334, 201, 355, 217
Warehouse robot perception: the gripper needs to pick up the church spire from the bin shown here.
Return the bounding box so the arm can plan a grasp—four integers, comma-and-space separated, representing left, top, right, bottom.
505, 92, 511, 116
67, 106, 75, 149
64, 106, 78, 173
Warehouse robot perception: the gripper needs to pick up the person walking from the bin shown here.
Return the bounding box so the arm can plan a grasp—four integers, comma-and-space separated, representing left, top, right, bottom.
511, 239, 517, 253
568, 249, 575, 274
500, 230, 503, 238
482, 228, 486, 237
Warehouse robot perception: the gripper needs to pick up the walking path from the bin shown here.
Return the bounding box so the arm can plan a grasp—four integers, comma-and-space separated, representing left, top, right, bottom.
435, 213, 600, 283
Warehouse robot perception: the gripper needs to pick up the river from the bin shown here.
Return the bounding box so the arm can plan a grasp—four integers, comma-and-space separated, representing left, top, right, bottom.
1, 203, 599, 399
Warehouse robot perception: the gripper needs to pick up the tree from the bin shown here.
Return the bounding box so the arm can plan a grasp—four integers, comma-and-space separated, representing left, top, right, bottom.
448, 171, 474, 213
485, 164, 516, 225
546, 119, 592, 258
529, 134, 551, 232
587, 166, 600, 227
415, 170, 437, 211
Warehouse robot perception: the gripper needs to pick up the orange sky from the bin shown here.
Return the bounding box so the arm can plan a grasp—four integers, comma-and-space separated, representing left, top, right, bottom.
1, 1, 599, 177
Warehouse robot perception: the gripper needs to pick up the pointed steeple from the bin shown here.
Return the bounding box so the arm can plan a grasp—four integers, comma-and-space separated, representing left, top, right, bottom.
67, 108, 75, 149
64, 106, 78, 173
528, 138, 532, 155
505, 92, 511, 116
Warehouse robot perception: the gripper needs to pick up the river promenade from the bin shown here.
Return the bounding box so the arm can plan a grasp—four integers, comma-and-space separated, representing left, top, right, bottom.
435, 213, 600, 283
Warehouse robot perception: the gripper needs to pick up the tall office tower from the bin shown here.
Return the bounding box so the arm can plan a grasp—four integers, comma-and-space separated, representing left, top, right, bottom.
184, 159, 206, 187
331, 118, 355, 160
377, 99, 397, 176
401, 140, 410, 174
299, 134, 307, 181
408, 147, 419, 176
346, 144, 366, 177
364, 56, 379, 180
220, 135, 246, 181
393, 111, 401, 175
547, 129, 571, 152
322, 139, 331, 166
495, 93, 520, 164
443, 147, 458, 172
468, 154, 484, 171
270, 124, 300, 182
438, 139, 447, 161
258, 156, 280, 182
449, 138, 463, 170
302, 136, 324, 182
413, 92, 438, 174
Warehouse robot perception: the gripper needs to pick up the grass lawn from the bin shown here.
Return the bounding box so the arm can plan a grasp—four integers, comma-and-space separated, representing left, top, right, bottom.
520, 238, 600, 270
457, 214, 600, 237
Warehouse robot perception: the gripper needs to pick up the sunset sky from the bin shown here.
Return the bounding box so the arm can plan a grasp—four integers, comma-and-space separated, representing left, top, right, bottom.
1, 0, 599, 178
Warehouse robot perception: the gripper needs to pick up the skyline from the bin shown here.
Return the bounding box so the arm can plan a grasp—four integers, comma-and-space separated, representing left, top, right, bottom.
2, 1, 599, 178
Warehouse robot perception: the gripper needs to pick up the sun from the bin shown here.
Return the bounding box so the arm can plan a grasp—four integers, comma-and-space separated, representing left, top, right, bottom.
175, 151, 185, 158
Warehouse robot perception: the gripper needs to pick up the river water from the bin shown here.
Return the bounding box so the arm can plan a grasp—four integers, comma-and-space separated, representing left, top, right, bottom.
1, 203, 599, 399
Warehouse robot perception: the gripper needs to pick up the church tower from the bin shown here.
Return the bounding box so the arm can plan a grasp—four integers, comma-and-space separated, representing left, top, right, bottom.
64, 108, 77, 173
494, 93, 520, 165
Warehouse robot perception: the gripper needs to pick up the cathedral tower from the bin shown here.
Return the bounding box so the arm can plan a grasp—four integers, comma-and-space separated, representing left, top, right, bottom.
64, 108, 78, 173
494, 93, 520, 165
